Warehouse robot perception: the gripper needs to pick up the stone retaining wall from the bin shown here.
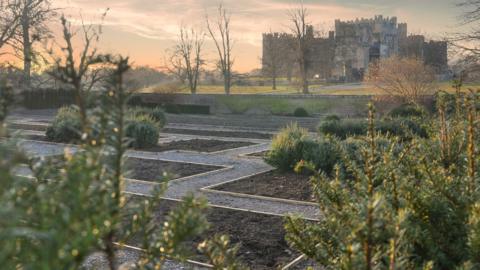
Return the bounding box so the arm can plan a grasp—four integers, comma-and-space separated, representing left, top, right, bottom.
137, 93, 435, 116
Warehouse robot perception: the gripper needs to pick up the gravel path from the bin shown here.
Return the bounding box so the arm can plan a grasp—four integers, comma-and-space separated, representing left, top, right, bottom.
11, 116, 321, 268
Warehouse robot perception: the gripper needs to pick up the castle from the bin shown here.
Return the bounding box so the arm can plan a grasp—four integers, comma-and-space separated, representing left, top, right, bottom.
262, 15, 448, 82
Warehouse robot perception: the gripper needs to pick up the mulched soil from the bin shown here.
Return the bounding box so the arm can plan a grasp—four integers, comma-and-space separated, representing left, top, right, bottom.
141, 139, 255, 153
162, 128, 273, 139
213, 170, 315, 202
125, 198, 299, 269
125, 157, 221, 181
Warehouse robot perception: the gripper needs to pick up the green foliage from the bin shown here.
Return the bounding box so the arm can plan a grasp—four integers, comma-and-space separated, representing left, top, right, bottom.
293, 107, 309, 117
324, 114, 341, 122
266, 123, 340, 175
0, 78, 13, 122
45, 106, 165, 147
435, 90, 457, 116
285, 95, 480, 269
130, 106, 166, 127
388, 103, 427, 118
216, 95, 367, 116
300, 139, 340, 175
22, 88, 76, 109
125, 114, 160, 149
319, 117, 427, 140
165, 104, 210, 115
1, 54, 244, 269
265, 123, 309, 171
45, 106, 82, 143
319, 118, 366, 139
198, 235, 248, 270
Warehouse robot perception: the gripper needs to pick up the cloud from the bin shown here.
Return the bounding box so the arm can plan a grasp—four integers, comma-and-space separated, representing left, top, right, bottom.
49, 0, 458, 72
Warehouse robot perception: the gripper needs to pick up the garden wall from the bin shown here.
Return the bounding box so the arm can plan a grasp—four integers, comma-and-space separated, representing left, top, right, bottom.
19, 89, 435, 117
137, 93, 435, 117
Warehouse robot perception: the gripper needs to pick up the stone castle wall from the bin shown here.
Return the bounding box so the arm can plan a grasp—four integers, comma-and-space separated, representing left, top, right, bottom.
262, 15, 449, 82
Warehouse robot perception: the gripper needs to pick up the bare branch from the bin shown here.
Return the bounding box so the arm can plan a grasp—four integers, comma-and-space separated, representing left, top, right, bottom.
205, 3, 233, 94
288, 4, 311, 94
365, 56, 437, 104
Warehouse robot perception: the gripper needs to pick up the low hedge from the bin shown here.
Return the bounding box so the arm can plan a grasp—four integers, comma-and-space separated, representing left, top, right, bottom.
319, 118, 427, 140
293, 107, 309, 117
388, 103, 427, 118
165, 104, 210, 115
125, 115, 160, 148
319, 119, 367, 139
22, 89, 76, 109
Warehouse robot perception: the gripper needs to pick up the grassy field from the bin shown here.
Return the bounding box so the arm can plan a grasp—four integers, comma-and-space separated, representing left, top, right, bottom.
140, 82, 480, 95
141, 84, 302, 94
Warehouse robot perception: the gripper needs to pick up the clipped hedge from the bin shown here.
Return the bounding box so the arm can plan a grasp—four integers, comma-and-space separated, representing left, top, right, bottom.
319, 118, 427, 140
165, 104, 210, 115
293, 107, 309, 117
22, 88, 76, 109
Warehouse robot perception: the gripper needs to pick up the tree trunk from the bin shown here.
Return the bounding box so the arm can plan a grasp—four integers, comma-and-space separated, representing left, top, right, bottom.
302, 76, 308, 94
22, 8, 31, 90
300, 62, 309, 94
224, 73, 230, 95
272, 74, 277, 90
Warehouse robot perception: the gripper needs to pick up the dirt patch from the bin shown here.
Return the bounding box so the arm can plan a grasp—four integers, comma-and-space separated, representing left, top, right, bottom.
162, 128, 273, 139
213, 170, 314, 202
126, 198, 299, 269
8, 122, 47, 131
142, 139, 255, 153
125, 157, 221, 181
23, 134, 50, 142
246, 150, 269, 157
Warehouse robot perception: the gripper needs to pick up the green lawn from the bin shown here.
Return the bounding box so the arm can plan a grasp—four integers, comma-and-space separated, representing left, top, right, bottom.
141, 84, 301, 94
140, 82, 480, 95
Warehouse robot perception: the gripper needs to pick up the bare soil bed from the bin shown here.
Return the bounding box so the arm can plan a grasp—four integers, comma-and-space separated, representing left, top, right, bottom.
213, 170, 315, 202
23, 134, 49, 142
126, 197, 299, 269
125, 157, 221, 181
162, 128, 273, 139
246, 150, 269, 157
8, 122, 47, 131
141, 139, 255, 153
38, 156, 221, 182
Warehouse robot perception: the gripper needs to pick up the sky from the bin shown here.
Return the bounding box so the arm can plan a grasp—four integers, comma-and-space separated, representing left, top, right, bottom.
16, 0, 473, 72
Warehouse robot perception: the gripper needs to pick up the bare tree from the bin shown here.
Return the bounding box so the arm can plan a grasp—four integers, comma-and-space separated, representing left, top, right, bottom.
262, 31, 286, 90
175, 26, 204, 94
365, 56, 437, 104
448, 1, 480, 79
48, 14, 107, 133
163, 49, 187, 85
0, 0, 21, 52
288, 4, 311, 94
9, 0, 55, 89
206, 4, 233, 95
